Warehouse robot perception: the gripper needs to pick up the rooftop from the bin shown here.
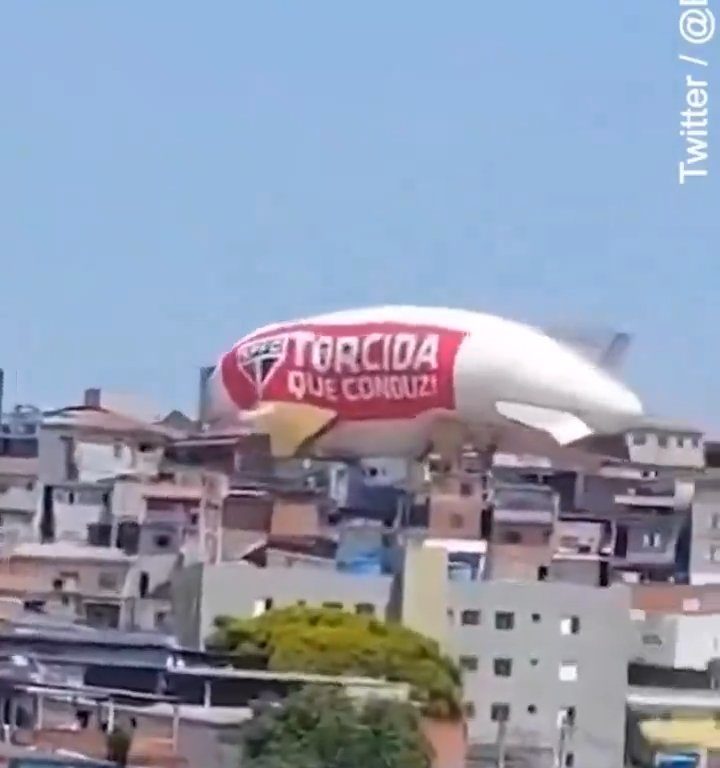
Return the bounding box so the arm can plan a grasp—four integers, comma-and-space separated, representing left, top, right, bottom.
11, 542, 133, 563
0, 457, 39, 477
631, 584, 720, 615
43, 406, 182, 441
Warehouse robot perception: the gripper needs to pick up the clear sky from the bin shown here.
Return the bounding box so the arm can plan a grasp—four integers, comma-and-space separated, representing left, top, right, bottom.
0, 2, 717, 428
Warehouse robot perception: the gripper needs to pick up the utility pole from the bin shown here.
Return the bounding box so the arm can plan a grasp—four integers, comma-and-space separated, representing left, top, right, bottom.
496, 717, 507, 768
556, 710, 574, 768
557, 719, 566, 768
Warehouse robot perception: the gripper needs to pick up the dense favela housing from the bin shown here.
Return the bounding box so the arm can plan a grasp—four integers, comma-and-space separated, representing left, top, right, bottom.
0, 354, 717, 768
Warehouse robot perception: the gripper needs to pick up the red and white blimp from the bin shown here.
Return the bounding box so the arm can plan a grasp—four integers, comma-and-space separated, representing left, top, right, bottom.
206, 306, 643, 459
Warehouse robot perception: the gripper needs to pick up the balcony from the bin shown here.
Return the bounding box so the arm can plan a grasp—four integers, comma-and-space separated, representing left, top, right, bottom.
491, 484, 557, 525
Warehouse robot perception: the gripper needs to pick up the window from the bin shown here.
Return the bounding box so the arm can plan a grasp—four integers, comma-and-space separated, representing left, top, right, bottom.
493, 658, 513, 677
77, 489, 103, 505
490, 703, 510, 722
502, 530, 522, 544
565, 754, 575, 767
98, 572, 118, 591
530, 658, 539, 667
155, 611, 168, 629
527, 705, 537, 714
461, 610, 480, 626
138, 571, 149, 598
459, 482, 473, 497
710, 546, 720, 563
712, 514, 720, 531
632, 433, 647, 445
449, 513, 464, 530
560, 616, 580, 635
642, 531, 663, 549
113, 442, 123, 459
658, 435, 669, 448
559, 662, 578, 682
459, 656, 479, 672
463, 702, 476, 719
531, 613, 541, 623
154, 534, 171, 549
495, 611, 515, 630
642, 634, 662, 646
57, 572, 79, 592
189, 512, 199, 526
558, 706, 576, 726
355, 603, 375, 616
322, 601, 343, 610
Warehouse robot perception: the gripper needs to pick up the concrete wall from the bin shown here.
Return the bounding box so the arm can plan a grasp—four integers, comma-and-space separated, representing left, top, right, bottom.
629, 610, 678, 667
400, 542, 449, 651
691, 481, 720, 584
173, 561, 394, 648
447, 580, 630, 768
9, 556, 130, 596
171, 562, 204, 647
627, 431, 704, 468
38, 430, 71, 484
632, 611, 720, 670
675, 614, 720, 669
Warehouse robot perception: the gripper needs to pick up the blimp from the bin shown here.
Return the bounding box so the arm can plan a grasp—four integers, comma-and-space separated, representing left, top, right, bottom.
206, 306, 644, 461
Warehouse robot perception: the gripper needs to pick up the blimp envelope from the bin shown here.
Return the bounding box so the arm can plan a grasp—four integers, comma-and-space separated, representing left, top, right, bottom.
213, 306, 644, 459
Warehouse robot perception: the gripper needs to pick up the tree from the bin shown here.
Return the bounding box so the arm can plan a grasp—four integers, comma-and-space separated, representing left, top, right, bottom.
241, 684, 433, 768
105, 725, 132, 766
207, 606, 462, 719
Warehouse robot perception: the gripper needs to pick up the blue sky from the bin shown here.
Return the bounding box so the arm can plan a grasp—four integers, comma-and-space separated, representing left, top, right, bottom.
0, 2, 717, 428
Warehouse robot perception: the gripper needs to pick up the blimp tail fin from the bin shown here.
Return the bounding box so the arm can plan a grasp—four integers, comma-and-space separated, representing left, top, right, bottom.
495, 401, 594, 446
545, 328, 632, 373
239, 401, 337, 458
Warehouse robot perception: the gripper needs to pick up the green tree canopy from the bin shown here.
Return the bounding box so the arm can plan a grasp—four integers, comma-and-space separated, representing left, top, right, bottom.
241, 684, 434, 768
207, 606, 462, 719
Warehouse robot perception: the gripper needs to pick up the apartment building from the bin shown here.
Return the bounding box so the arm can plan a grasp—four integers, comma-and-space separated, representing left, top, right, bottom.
7, 541, 135, 627
0, 456, 38, 548
485, 483, 557, 582
401, 542, 631, 768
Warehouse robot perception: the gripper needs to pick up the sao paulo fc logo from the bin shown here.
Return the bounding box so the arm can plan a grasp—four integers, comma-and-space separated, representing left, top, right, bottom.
235, 335, 288, 397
